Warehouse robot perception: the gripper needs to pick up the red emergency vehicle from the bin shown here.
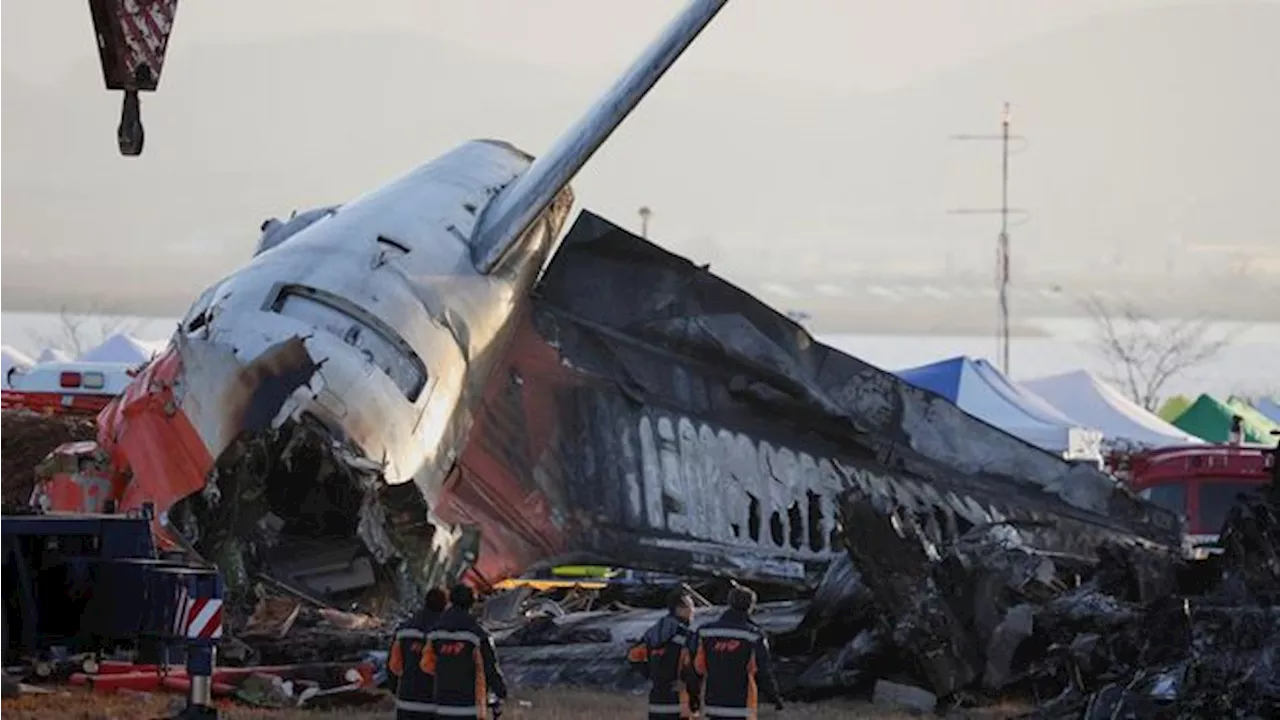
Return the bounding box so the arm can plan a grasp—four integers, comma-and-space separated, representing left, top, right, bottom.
1122, 441, 1277, 547
2, 361, 137, 416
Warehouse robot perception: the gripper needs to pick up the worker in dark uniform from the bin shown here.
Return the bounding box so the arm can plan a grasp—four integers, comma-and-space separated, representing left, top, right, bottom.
420, 584, 508, 719
628, 589, 702, 719
389, 587, 448, 719
692, 585, 783, 719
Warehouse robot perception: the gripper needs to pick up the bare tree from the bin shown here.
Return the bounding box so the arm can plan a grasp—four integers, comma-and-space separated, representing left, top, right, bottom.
1082, 295, 1236, 411
28, 306, 138, 359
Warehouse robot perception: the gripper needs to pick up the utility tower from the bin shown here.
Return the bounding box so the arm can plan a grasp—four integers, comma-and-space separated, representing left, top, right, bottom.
949, 102, 1027, 375
638, 206, 652, 239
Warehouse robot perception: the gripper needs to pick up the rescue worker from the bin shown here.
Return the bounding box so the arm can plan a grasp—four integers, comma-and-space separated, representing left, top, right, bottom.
692, 585, 783, 719
628, 589, 702, 719
389, 587, 449, 719
420, 584, 508, 719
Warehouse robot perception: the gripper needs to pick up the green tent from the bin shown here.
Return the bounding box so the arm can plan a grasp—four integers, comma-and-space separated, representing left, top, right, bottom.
1171, 394, 1277, 443
1158, 395, 1192, 422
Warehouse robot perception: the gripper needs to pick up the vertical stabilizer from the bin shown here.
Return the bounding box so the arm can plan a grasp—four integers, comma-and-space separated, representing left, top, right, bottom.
471, 0, 728, 272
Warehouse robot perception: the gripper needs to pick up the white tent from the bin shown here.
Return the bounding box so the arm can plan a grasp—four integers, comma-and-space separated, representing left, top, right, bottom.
1024, 370, 1204, 449
1, 345, 35, 380
78, 333, 164, 364
37, 347, 73, 363
897, 356, 1104, 459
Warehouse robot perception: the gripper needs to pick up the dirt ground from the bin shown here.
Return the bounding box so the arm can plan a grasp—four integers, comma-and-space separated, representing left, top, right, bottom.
2, 687, 1029, 719
0, 410, 97, 506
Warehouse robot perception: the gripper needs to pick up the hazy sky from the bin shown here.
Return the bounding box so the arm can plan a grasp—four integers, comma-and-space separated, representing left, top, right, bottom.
4, 0, 1222, 90
3, 0, 1278, 318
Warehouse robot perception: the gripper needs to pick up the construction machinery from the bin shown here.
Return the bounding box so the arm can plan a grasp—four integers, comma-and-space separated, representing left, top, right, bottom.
2, 503, 223, 717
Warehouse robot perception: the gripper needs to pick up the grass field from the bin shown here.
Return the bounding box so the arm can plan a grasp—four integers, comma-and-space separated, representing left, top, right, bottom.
2, 687, 1029, 719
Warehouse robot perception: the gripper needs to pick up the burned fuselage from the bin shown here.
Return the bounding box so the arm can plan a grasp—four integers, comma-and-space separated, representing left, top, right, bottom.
428, 211, 1182, 590
38, 205, 1181, 606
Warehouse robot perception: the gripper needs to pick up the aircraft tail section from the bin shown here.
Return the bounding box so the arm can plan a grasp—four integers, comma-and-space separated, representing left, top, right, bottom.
470, 0, 728, 272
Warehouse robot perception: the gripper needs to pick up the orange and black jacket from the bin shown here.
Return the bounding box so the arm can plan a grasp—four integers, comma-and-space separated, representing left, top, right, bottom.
419, 607, 507, 718
692, 608, 781, 718
388, 608, 442, 716
628, 613, 702, 716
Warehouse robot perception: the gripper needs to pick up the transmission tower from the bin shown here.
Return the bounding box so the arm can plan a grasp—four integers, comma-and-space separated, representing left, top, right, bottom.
949, 102, 1028, 375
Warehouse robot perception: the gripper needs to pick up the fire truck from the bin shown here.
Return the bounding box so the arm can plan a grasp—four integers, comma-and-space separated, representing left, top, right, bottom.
1122, 437, 1279, 550
2, 362, 138, 416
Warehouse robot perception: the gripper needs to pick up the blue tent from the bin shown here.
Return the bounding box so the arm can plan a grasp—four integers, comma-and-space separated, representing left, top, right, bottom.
1254, 397, 1280, 424
897, 356, 1102, 458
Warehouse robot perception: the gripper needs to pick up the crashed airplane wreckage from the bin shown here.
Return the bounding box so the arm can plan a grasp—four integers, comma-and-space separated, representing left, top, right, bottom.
32, 0, 1177, 609
33, 206, 1181, 607
442, 210, 1180, 590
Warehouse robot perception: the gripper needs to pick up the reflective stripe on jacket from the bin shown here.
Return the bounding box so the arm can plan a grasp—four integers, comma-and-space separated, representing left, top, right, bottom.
389, 610, 442, 719
692, 609, 780, 719
628, 613, 700, 718
420, 608, 507, 719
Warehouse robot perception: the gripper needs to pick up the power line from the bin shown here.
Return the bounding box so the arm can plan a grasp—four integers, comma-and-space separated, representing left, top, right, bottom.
948, 102, 1029, 376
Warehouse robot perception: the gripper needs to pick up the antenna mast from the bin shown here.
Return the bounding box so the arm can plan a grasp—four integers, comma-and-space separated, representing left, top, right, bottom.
949, 102, 1027, 375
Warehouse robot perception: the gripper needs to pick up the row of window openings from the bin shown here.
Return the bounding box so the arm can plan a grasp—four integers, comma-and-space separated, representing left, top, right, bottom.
678, 489, 984, 555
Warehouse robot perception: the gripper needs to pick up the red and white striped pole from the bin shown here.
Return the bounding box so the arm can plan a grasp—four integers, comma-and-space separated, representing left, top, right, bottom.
171, 571, 223, 716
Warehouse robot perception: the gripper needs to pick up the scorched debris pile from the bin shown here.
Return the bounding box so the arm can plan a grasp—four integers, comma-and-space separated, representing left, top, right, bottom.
477, 466, 1278, 717
1, 411, 97, 507
830, 461, 1280, 719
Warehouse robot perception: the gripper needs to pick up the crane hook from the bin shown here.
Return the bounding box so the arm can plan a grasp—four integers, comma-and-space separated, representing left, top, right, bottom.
118, 89, 144, 156
117, 64, 152, 156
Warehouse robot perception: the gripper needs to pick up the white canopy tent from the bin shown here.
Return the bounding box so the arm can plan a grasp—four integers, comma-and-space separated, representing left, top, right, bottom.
1024, 370, 1203, 449
896, 356, 1103, 459
36, 347, 73, 363
78, 333, 165, 364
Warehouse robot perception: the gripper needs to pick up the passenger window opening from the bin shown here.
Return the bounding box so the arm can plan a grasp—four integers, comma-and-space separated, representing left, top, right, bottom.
806, 492, 825, 552
186, 311, 210, 334
746, 494, 762, 543
786, 502, 804, 550
769, 510, 785, 548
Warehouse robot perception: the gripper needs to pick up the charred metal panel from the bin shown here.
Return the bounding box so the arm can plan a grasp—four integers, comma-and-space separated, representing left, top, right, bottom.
534, 212, 1173, 535
535, 212, 1178, 540
558, 390, 854, 583
440, 211, 1179, 589
835, 480, 1178, 696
